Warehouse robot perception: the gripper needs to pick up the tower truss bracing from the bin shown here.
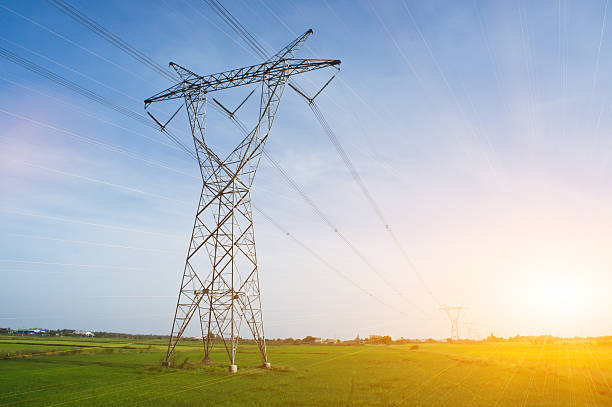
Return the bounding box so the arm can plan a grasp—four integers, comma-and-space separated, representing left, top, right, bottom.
144, 30, 340, 369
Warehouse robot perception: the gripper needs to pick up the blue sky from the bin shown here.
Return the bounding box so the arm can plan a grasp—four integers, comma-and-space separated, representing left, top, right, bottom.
2, 0, 612, 340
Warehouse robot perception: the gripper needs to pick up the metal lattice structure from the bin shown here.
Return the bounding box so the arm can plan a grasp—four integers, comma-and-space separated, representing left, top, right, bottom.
441, 306, 466, 341
144, 30, 340, 371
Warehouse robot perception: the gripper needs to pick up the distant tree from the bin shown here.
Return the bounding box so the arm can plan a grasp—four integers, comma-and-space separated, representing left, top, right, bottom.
382, 336, 392, 345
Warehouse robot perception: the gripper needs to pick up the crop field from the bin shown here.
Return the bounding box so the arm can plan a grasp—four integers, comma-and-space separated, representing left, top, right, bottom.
1, 336, 612, 406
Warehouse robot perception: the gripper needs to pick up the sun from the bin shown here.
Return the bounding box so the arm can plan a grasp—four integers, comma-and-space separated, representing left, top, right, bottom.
513, 259, 605, 336
522, 262, 591, 323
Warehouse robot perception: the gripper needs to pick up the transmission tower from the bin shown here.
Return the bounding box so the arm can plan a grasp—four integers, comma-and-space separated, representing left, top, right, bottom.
144, 30, 340, 372
440, 306, 466, 341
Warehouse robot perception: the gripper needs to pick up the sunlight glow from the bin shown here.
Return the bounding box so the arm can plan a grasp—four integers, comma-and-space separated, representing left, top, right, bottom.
523, 263, 591, 323
537, 277, 581, 313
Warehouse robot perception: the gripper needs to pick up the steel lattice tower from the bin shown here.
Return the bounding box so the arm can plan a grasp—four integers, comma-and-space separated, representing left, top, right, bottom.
441, 306, 466, 341
144, 30, 340, 371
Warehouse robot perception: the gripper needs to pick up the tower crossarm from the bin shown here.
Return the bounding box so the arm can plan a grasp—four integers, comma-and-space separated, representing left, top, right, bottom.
144, 58, 340, 106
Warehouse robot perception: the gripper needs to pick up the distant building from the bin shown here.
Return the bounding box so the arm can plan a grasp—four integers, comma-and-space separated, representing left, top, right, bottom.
312, 337, 322, 343
322, 338, 340, 344
17, 328, 46, 335
75, 330, 95, 337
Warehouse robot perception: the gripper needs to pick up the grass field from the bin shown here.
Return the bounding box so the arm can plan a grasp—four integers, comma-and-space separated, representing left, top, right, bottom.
1, 336, 612, 406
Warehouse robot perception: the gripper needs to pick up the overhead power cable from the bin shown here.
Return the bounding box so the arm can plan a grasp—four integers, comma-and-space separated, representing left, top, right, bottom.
14, 148, 425, 319
0, 34, 136, 102
204, 0, 269, 59
0, 46, 142, 123
39, 0, 431, 315
9, 233, 181, 254
221, 111, 428, 314
0, 74, 180, 152
0, 107, 195, 179
202, 0, 441, 306
310, 102, 441, 306
252, 204, 428, 319
0, 45, 195, 159
1, 22, 424, 321
0, 208, 182, 238
46, 0, 177, 82
0, 3, 149, 84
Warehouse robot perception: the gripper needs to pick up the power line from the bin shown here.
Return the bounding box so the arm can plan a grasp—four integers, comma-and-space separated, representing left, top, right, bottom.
204, 0, 269, 59
310, 101, 441, 306
7, 162, 423, 321
0, 45, 423, 325
0, 46, 143, 123
253, 204, 430, 319
72, 153, 416, 318
0, 259, 146, 271
8, 233, 181, 254
46, 0, 177, 82
400, 0, 499, 179
215, 100, 427, 313
0, 74, 181, 153
0, 108, 195, 179
6, 2, 436, 322
0, 34, 136, 103
42, 0, 430, 315
516, 0, 539, 161
0, 208, 182, 238
0, 45, 195, 158
0, 3, 149, 84
204, 0, 441, 307
15, 159, 191, 206
0, 76, 300, 207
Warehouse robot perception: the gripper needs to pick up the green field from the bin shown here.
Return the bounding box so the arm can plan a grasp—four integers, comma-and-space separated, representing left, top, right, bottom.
1, 336, 612, 406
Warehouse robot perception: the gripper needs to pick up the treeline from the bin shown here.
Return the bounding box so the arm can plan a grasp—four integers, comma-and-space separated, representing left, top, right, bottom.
91, 331, 172, 340
4, 327, 610, 345
265, 336, 328, 345
484, 333, 612, 344
0, 328, 173, 340
265, 335, 442, 345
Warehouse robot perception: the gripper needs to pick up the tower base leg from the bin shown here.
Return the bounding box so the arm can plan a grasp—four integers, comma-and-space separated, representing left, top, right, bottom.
229, 364, 238, 373
263, 362, 271, 369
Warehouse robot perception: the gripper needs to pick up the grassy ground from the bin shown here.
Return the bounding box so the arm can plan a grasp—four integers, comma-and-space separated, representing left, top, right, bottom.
1, 336, 611, 406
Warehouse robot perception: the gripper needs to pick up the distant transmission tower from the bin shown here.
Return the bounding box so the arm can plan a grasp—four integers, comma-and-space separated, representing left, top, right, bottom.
440, 306, 466, 341
144, 30, 340, 372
